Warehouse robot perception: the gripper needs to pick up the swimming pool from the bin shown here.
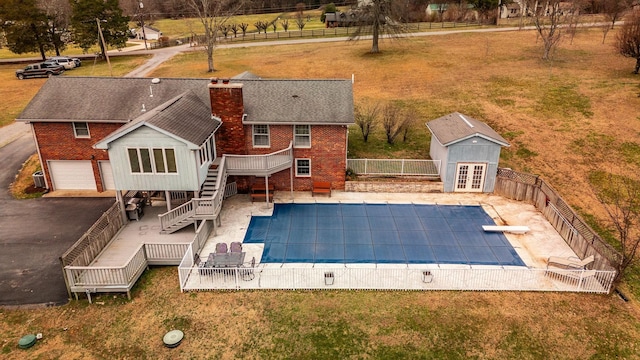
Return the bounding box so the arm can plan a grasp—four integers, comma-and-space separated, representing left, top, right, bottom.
243, 203, 525, 266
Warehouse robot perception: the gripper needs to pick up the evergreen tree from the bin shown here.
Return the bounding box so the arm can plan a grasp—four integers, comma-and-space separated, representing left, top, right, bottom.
70, 0, 129, 54
0, 0, 51, 60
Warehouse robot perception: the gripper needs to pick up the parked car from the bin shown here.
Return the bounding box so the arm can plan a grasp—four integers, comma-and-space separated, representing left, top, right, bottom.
16, 63, 64, 80
47, 56, 76, 70
71, 57, 81, 67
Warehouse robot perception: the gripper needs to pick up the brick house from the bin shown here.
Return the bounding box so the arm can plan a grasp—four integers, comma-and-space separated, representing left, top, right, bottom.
16, 75, 354, 201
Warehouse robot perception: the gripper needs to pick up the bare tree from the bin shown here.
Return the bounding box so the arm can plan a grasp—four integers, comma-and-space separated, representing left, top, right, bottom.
270, 19, 277, 33
381, 103, 410, 145
400, 107, 418, 142
281, 18, 289, 32
525, 0, 566, 60
354, 102, 380, 143
184, 0, 245, 72
254, 20, 268, 34
295, 14, 306, 30
616, 11, 640, 73
219, 24, 229, 38
348, 0, 407, 54
601, 0, 633, 29
590, 171, 640, 285
239, 22, 248, 36
230, 23, 238, 37
600, 23, 611, 44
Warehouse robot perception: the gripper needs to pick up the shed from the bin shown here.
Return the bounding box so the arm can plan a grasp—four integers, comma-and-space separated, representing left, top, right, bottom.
426, 112, 509, 193
136, 26, 162, 40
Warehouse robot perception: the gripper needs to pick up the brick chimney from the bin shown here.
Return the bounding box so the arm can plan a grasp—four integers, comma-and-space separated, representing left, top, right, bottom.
209, 78, 247, 155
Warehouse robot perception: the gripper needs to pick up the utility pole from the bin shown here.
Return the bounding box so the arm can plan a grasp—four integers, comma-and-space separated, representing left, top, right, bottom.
139, 2, 148, 50
96, 18, 113, 77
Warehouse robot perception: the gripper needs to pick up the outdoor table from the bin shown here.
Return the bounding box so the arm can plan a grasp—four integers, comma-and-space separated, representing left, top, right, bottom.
206, 252, 245, 268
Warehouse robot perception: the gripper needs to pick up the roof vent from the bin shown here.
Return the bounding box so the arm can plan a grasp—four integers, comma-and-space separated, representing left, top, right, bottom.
151, 78, 160, 84
459, 114, 474, 128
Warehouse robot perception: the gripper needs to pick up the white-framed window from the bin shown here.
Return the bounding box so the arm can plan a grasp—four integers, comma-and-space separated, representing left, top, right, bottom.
199, 135, 216, 167
253, 124, 270, 147
295, 158, 311, 177
294, 125, 311, 148
73, 122, 90, 138
128, 148, 177, 174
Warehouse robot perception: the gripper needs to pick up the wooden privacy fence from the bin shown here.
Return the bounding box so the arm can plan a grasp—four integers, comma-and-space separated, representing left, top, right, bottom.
494, 168, 621, 273
60, 201, 124, 267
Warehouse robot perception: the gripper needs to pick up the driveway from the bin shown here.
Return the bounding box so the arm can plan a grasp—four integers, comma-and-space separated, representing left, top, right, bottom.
0, 126, 113, 307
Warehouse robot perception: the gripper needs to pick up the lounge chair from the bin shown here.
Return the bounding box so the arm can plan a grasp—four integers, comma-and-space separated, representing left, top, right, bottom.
547, 254, 594, 270
230, 241, 242, 253
215, 242, 228, 254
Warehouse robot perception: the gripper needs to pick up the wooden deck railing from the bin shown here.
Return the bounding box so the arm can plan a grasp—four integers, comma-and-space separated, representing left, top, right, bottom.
65, 245, 147, 299
66, 218, 214, 300
60, 201, 124, 267
225, 142, 293, 175
494, 168, 621, 276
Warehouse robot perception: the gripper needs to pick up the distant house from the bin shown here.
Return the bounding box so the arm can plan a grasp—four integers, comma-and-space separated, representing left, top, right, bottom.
324, 11, 358, 27
136, 25, 162, 40
16, 75, 354, 204
426, 112, 509, 193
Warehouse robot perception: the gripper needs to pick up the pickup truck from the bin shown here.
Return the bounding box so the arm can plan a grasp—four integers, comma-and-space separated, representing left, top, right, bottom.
16, 63, 64, 80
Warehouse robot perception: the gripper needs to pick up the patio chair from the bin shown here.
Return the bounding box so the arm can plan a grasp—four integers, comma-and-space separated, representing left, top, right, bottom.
215, 242, 228, 254
241, 256, 256, 281
547, 254, 594, 270
230, 241, 242, 253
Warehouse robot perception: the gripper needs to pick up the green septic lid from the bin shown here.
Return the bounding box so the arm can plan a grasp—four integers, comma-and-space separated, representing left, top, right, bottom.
163, 330, 184, 348
18, 334, 37, 349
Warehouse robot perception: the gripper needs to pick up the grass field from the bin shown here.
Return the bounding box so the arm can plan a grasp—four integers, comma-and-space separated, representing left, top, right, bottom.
3, 27, 640, 359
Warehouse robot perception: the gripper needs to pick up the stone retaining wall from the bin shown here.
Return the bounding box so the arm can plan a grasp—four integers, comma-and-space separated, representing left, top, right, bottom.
345, 181, 444, 193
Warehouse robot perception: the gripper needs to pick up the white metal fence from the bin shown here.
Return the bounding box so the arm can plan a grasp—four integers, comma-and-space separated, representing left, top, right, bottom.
178, 265, 615, 293
347, 159, 441, 176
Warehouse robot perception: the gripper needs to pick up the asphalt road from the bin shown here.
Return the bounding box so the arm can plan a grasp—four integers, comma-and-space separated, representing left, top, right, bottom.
0, 130, 113, 307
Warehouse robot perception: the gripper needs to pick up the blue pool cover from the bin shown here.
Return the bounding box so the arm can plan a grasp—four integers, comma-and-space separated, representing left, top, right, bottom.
244, 204, 525, 266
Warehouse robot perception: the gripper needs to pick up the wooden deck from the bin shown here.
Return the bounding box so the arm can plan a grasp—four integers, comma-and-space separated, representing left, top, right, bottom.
91, 206, 195, 267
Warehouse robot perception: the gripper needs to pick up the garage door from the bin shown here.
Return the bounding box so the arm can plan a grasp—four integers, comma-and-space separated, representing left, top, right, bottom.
99, 161, 116, 190
49, 161, 97, 190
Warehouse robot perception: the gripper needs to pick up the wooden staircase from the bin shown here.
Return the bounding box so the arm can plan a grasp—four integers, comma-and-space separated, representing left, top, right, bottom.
200, 166, 218, 197
160, 164, 226, 234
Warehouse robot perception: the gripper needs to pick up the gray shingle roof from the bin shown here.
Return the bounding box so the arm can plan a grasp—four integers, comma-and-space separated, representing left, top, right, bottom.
95, 91, 220, 149
17, 77, 211, 123
426, 112, 509, 147
234, 79, 354, 125
17, 76, 354, 126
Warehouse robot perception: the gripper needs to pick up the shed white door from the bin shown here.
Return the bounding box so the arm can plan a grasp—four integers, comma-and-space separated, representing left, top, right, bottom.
49, 161, 97, 190
454, 163, 486, 192
99, 161, 116, 190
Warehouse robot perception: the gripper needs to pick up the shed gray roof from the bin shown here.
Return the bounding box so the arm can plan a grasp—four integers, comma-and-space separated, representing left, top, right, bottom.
94, 91, 220, 149
426, 112, 509, 147
233, 79, 354, 125
17, 76, 354, 126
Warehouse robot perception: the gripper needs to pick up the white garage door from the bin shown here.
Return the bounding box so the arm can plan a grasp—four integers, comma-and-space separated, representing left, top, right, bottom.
49, 161, 97, 190
99, 161, 116, 190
